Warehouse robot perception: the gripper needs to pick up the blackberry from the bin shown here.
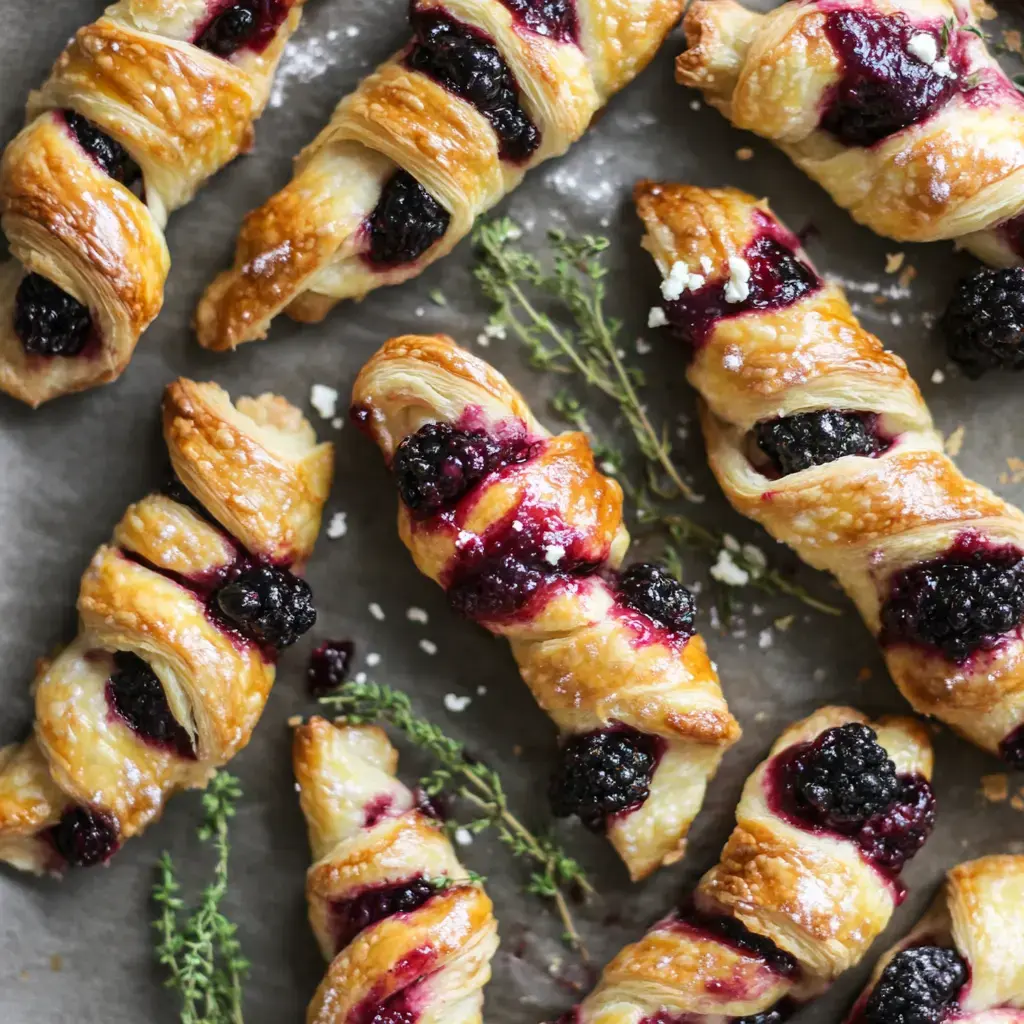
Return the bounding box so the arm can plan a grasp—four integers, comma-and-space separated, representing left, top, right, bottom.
856, 774, 935, 873
307, 640, 354, 697
677, 906, 798, 977
215, 565, 316, 648
755, 410, 882, 476
332, 878, 437, 951
794, 723, 900, 826
107, 651, 194, 757
499, 0, 576, 41
880, 545, 1024, 662
549, 729, 657, 830
14, 273, 92, 356
367, 171, 451, 266
64, 110, 141, 187
50, 806, 119, 867
196, 2, 259, 55
616, 562, 697, 637
942, 268, 1024, 377
864, 946, 967, 1024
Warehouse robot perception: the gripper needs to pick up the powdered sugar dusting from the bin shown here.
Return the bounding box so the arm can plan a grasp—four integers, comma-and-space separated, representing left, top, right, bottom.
270, 29, 343, 110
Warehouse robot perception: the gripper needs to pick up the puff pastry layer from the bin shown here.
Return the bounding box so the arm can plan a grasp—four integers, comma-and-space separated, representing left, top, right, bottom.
0, 0, 305, 406
0, 378, 332, 873
636, 180, 1024, 766
294, 716, 498, 1024
195, 0, 683, 350
563, 707, 935, 1023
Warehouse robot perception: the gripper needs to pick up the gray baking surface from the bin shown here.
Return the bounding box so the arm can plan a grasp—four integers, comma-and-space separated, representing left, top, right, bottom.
1, 1, 1022, 1022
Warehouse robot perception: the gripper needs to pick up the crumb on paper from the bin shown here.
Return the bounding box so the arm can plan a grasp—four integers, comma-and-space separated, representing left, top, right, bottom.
326, 512, 348, 539
477, 685, 487, 696
331, 417, 343, 430
1005, 29, 1022, 52
897, 264, 917, 289
419, 638, 438, 655
977, 0, 996, 19
445, 693, 472, 713
857, 666, 872, 682
345, 24, 360, 37
369, 602, 385, 621
758, 628, 774, 649
982, 774, 1009, 802
635, 337, 652, 355
945, 424, 966, 457
1000, 456, 1024, 486
689, 98, 701, 111
310, 384, 338, 420
885, 252, 905, 274
407, 606, 429, 624
454, 827, 473, 846
287, 715, 303, 728
813, 667, 827, 682
931, 368, 945, 384
710, 547, 750, 587
648, 306, 668, 328
774, 614, 795, 632
50, 955, 62, 973
735, 147, 755, 161
754, 710, 769, 722
355, 672, 367, 684
513, 744, 523, 756
366, 652, 381, 667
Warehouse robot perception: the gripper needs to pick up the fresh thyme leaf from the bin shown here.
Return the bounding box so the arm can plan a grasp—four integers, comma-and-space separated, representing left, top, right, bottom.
429, 288, 448, 306
153, 771, 248, 1024
963, 23, 986, 39
321, 679, 594, 958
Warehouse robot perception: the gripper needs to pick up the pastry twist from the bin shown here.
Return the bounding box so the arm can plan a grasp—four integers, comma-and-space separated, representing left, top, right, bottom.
293, 716, 498, 1024
195, 0, 683, 350
351, 334, 740, 881
0, 378, 332, 873
636, 181, 1024, 765
0, 0, 306, 406
846, 855, 1024, 1023
564, 707, 935, 1023
676, 0, 1024, 264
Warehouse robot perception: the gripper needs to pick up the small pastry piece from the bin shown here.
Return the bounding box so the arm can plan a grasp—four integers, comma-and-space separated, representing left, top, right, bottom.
195, 0, 684, 351
352, 334, 740, 881
0, 0, 307, 406
0, 379, 333, 873
675, 0, 1024, 265
845, 854, 1024, 1023
636, 180, 1024, 767
293, 716, 498, 1024
560, 707, 936, 1023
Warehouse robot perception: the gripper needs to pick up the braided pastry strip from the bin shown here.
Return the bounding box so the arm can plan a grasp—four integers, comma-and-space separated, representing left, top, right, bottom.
635, 181, 1024, 765
0, 0, 306, 406
564, 707, 935, 1023
195, 0, 682, 350
846, 855, 1024, 1023
0, 378, 332, 874
352, 334, 740, 881
676, 0, 1024, 263
293, 716, 498, 1024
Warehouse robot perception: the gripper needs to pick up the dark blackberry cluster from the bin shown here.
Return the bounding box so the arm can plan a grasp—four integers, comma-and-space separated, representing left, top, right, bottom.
678, 906, 798, 977
856, 774, 936, 873
942, 268, 1024, 377
64, 110, 141, 188
549, 729, 656, 830
332, 878, 437, 951
107, 651, 194, 757
367, 171, 451, 266
864, 946, 967, 1024
306, 640, 354, 697
880, 547, 1024, 662
50, 806, 119, 868
216, 565, 316, 648
196, 2, 260, 55
499, 0, 576, 41
616, 562, 697, 637
794, 723, 900, 826
14, 273, 92, 356
754, 410, 882, 476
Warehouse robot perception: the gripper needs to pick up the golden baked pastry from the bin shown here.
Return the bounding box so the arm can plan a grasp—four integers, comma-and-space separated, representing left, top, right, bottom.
676, 0, 1024, 264
294, 716, 498, 1024
351, 333, 740, 881
0, 0, 307, 406
560, 707, 936, 1023
636, 180, 1024, 769
845, 854, 1024, 1023
0, 378, 332, 873
195, 0, 683, 351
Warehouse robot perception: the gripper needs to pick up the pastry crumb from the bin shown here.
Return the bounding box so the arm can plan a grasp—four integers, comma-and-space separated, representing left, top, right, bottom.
1013, 794, 1024, 812
406, 606, 429, 624
445, 693, 471, 713
454, 827, 473, 846
287, 715, 303, 727
944, 424, 966, 457
326, 512, 348, 539
897, 264, 917, 289
981, 774, 1009, 802
735, 147, 754, 161
856, 666, 872, 682
366, 652, 381, 667
931, 368, 945, 384
310, 384, 339, 420
884, 252, 905, 274
419, 638, 438, 655
368, 602, 385, 621
1004, 29, 1022, 52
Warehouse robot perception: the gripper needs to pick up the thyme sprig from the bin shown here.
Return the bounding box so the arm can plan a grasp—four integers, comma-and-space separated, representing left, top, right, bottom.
321, 679, 594, 957
153, 772, 249, 1024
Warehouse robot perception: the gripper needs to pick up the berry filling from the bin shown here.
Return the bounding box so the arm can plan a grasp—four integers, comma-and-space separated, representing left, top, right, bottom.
350, 949, 433, 1024
942, 267, 1024, 377
331, 877, 437, 953
106, 651, 195, 758
820, 11, 963, 147
194, 0, 291, 57
670, 904, 799, 978
498, 0, 577, 42
162, 474, 216, 524
48, 806, 119, 868
215, 565, 316, 648
14, 273, 94, 357
862, 945, 968, 1024
307, 640, 354, 697
880, 534, 1024, 662
614, 562, 697, 639
406, 9, 540, 162
549, 727, 659, 830
999, 724, 1024, 769
365, 170, 451, 267
63, 110, 141, 189
754, 411, 887, 476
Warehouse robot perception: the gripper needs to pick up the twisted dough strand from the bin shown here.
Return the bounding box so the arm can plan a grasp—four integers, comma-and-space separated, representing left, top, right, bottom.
293, 716, 498, 1024
0, 0, 306, 405
636, 181, 1024, 762
0, 379, 332, 873
195, 0, 682, 350
677, 0, 1024, 263
352, 334, 739, 881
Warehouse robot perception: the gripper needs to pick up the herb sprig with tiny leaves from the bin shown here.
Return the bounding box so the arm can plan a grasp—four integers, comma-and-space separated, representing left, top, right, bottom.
153, 772, 249, 1024
321, 679, 595, 957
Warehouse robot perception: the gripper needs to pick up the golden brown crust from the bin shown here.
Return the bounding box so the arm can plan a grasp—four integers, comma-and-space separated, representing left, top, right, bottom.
352, 333, 740, 881
635, 181, 1024, 760
0, 380, 331, 874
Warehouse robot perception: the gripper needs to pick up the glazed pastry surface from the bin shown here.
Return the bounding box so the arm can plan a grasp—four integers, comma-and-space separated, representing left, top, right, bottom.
0, 379, 332, 873
351, 333, 741, 880
195, 0, 683, 350
294, 716, 498, 1024
563, 707, 935, 1023
636, 180, 1024, 766
677, 0, 1024, 264
0, 0, 306, 406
